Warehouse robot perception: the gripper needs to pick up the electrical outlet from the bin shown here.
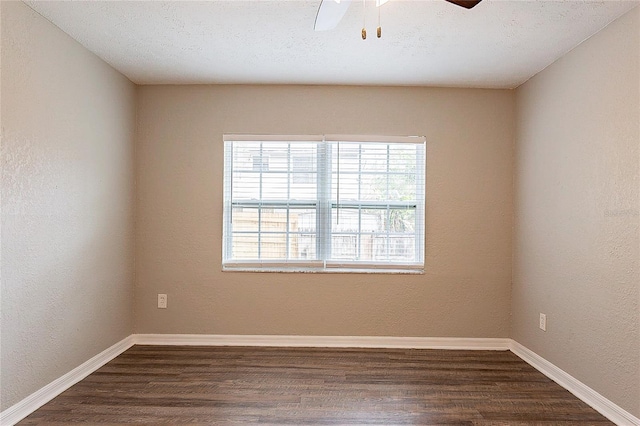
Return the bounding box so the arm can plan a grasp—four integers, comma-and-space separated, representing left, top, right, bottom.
158, 294, 167, 309
539, 313, 546, 331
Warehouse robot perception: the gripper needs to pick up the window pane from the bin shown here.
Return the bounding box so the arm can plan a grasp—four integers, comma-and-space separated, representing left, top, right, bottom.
359, 143, 388, 172
331, 208, 361, 232
231, 233, 258, 259
292, 147, 317, 185
293, 143, 318, 200
331, 143, 360, 172
389, 208, 416, 233
291, 234, 316, 259
389, 144, 418, 172
260, 142, 289, 172
359, 174, 388, 201
252, 154, 269, 172
260, 233, 288, 259
290, 209, 316, 233
232, 141, 319, 202
260, 173, 287, 200
232, 208, 259, 232
260, 209, 288, 232
232, 172, 261, 200
233, 142, 261, 169
388, 173, 416, 201
391, 235, 415, 261
369, 234, 417, 262
360, 209, 381, 232
332, 173, 417, 202
229, 208, 318, 261
331, 234, 359, 260
290, 177, 317, 200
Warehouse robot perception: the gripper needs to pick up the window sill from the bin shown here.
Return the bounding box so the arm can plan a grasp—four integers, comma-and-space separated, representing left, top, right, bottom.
222, 266, 424, 275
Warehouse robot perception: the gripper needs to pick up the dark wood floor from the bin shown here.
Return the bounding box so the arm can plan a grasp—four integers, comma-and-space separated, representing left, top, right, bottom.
19, 345, 612, 425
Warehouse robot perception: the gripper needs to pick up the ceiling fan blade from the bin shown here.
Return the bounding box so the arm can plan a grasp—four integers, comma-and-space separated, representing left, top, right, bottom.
314, 0, 352, 31
444, 0, 483, 9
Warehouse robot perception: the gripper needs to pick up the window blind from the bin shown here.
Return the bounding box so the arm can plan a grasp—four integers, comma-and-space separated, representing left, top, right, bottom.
223, 135, 425, 273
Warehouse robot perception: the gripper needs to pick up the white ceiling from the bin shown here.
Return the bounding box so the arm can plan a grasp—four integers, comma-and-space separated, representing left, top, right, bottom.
25, 0, 639, 88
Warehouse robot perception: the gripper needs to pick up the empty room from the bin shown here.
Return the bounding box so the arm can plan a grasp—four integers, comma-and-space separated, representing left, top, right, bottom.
1, 0, 638, 424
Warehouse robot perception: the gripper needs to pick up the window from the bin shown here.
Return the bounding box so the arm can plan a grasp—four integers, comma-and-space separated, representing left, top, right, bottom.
223, 135, 426, 273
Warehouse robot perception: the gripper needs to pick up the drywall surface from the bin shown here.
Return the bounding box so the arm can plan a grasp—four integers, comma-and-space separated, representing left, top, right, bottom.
135, 84, 515, 338
1, 1, 136, 410
513, 6, 639, 417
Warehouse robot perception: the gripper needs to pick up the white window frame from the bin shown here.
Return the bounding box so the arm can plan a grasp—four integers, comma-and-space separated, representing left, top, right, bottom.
223, 134, 426, 274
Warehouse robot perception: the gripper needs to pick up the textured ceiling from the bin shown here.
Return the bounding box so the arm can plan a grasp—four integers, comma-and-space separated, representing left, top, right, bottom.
25, 0, 639, 88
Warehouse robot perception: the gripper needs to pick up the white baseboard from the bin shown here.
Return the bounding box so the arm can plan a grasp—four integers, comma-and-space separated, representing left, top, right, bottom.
0, 334, 509, 425
3, 335, 637, 426
509, 340, 640, 426
0, 335, 135, 426
133, 334, 512, 350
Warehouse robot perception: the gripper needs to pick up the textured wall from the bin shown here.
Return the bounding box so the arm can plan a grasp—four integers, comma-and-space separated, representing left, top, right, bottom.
0, 1, 136, 410
135, 85, 515, 338
512, 6, 639, 418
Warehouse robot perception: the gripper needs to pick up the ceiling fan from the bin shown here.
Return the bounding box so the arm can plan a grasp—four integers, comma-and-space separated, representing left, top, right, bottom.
314, 0, 483, 35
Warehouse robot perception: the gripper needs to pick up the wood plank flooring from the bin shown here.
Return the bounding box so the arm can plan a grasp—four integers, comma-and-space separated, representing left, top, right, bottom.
19, 345, 612, 425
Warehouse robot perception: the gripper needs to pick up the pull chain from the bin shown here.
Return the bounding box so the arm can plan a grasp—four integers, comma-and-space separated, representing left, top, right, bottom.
363, 0, 383, 40
362, 0, 367, 39
377, 2, 381, 38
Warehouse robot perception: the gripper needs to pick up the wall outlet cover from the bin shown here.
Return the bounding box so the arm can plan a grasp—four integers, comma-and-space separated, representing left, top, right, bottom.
158, 294, 168, 309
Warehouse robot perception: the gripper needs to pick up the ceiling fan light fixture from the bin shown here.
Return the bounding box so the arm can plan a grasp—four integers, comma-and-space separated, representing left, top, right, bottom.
315, 0, 483, 34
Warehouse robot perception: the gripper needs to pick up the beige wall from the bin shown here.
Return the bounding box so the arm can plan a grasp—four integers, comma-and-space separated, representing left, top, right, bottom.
135, 85, 515, 337
512, 6, 639, 418
0, 1, 136, 410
